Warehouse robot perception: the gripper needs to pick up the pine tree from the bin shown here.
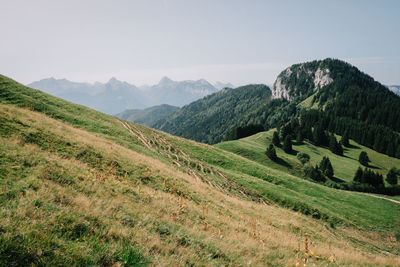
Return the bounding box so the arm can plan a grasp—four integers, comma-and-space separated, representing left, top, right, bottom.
329, 134, 343, 155
283, 135, 292, 153
386, 168, 398, 185
319, 156, 334, 178
296, 131, 303, 143
272, 131, 280, 146
359, 151, 369, 166
340, 131, 350, 147
266, 144, 278, 161
353, 167, 363, 183
313, 125, 327, 146
335, 141, 343, 156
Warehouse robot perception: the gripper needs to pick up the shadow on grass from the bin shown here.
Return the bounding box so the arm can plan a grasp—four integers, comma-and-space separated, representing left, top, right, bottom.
363, 164, 381, 170
346, 144, 360, 149
275, 157, 293, 169
330, 176, 346, 184
285, 149, 298, 156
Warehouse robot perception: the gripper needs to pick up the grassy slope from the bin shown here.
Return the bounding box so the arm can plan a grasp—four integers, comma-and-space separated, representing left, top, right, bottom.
216, 130, 400, 184
1, 74, 400, 266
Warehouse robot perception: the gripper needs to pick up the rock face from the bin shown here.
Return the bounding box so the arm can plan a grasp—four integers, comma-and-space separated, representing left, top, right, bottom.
272, 60, 333, 101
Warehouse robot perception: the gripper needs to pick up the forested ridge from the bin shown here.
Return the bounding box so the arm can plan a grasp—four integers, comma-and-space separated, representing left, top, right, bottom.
154, 59, 400, 160
154, 84, 272, 144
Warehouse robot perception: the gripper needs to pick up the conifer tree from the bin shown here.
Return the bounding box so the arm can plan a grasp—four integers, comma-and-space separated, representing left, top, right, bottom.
313, 125, 327, 146
319, 156, 334, 178
296, 131, 303, 143
359, 151, 369, 166
283, 135, 292, 153
340, 130, 350, 147
272, 131, 280, 146
329, 134, 343, 155
266, 144, 278, 161
353, 167, 363, 183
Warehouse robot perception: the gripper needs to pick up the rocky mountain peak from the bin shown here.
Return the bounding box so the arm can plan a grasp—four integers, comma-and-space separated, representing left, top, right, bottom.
272, 59, 334, 101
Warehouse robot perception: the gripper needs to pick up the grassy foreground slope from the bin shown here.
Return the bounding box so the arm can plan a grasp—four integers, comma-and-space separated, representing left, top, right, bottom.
0, 75, 400, 266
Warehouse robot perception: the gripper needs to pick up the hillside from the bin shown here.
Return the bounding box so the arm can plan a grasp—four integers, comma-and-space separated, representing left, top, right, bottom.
154, 84, 273, 144
1, 74, 400, 266
216, 129, 400, 185
115, 104, 179, 127
154, 59, 400, 158
28, 77, 220, 114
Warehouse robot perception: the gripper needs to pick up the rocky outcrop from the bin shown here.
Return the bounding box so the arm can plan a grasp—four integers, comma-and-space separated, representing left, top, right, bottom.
272, 61, 333, 101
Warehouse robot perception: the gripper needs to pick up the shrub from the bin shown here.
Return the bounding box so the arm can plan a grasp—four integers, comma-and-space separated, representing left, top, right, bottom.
386, 167, 398, 185
304, 165, 326, 182
296, 153, 310, 165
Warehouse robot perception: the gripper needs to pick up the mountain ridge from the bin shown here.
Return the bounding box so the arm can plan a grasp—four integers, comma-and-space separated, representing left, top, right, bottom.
154, 59, 400, 156
28, 76, 224, 114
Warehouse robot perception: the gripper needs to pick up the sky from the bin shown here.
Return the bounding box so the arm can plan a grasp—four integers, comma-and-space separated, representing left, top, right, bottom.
1, 0, 399, 86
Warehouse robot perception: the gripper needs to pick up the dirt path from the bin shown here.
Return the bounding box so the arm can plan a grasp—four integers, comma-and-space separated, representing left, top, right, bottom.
358, 192, 400, 204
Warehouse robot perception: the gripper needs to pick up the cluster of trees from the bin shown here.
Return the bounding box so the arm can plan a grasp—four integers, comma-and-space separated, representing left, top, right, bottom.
271, 130, 295, 155
265, 127, 399, 195
300, 110, 400, 159
353, 167, 384, 188
349, 167, 400, 194
276, 118, 345, 156
303, 157, 334, 182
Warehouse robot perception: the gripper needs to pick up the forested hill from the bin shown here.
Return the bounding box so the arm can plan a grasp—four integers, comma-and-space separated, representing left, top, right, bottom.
293, 59, 400, 158
154, 84, 272, 144
154, 59, 400, 157
115, 104, 179, 127
308, 59, 400, 132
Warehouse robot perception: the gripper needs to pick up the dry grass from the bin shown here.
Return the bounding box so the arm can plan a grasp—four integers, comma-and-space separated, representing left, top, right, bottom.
1, 104, 400, 266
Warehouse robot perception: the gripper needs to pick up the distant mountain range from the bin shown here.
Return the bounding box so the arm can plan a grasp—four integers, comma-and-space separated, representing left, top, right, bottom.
28, 77, 233, 114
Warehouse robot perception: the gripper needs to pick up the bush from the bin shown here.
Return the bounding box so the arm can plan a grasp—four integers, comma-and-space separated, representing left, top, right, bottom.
304, 165, 326, 182
296, 152, 310, 165
386, 167, 398, 185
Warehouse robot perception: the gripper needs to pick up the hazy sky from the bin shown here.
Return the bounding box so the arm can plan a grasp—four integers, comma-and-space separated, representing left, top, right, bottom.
1, 0, 399, 86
